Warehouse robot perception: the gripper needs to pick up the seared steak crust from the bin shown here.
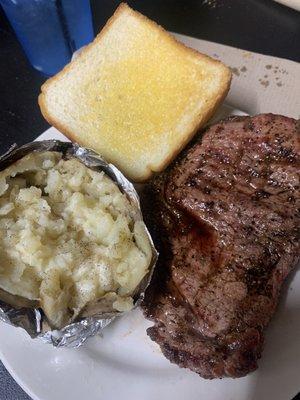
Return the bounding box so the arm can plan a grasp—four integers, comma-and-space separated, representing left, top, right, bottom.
143, 114, 300, 378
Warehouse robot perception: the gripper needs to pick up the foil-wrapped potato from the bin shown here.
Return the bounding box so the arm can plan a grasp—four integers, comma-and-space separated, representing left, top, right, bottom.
0, 141, 157, 345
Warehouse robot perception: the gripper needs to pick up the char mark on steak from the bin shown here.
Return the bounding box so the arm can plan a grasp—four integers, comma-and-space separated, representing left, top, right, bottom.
142, 114, 300, 379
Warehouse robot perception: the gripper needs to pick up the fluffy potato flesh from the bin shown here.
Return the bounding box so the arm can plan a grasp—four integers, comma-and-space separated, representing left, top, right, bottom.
0, 151, 152, 328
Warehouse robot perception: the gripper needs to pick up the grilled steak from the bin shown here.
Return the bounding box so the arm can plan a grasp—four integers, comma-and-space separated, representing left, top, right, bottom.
143, 114, 300, 379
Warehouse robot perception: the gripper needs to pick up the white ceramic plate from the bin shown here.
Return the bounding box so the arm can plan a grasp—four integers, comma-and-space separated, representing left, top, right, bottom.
0, 106, 299, 400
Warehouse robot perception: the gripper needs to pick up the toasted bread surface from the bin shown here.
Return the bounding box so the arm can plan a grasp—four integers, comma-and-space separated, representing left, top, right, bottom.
39, 3, 231, 181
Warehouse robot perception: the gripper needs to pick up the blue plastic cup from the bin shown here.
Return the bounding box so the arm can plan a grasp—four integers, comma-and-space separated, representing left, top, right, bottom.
0, 0, 94, 76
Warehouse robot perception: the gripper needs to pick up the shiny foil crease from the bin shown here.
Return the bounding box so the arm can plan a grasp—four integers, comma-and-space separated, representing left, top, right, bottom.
0, 140, 158, 347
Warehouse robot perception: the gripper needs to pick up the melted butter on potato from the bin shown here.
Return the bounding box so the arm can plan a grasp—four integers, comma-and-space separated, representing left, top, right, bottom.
0, 151, 152, 328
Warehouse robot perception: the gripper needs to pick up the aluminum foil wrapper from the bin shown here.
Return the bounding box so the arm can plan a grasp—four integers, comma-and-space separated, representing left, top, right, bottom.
0, 140, 158, 347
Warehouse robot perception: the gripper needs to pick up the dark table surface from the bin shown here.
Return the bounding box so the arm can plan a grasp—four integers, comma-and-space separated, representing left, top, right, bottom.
0, 1, 299, 399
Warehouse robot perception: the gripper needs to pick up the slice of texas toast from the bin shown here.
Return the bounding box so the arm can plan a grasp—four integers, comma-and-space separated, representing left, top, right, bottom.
39, 3, 231, 182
